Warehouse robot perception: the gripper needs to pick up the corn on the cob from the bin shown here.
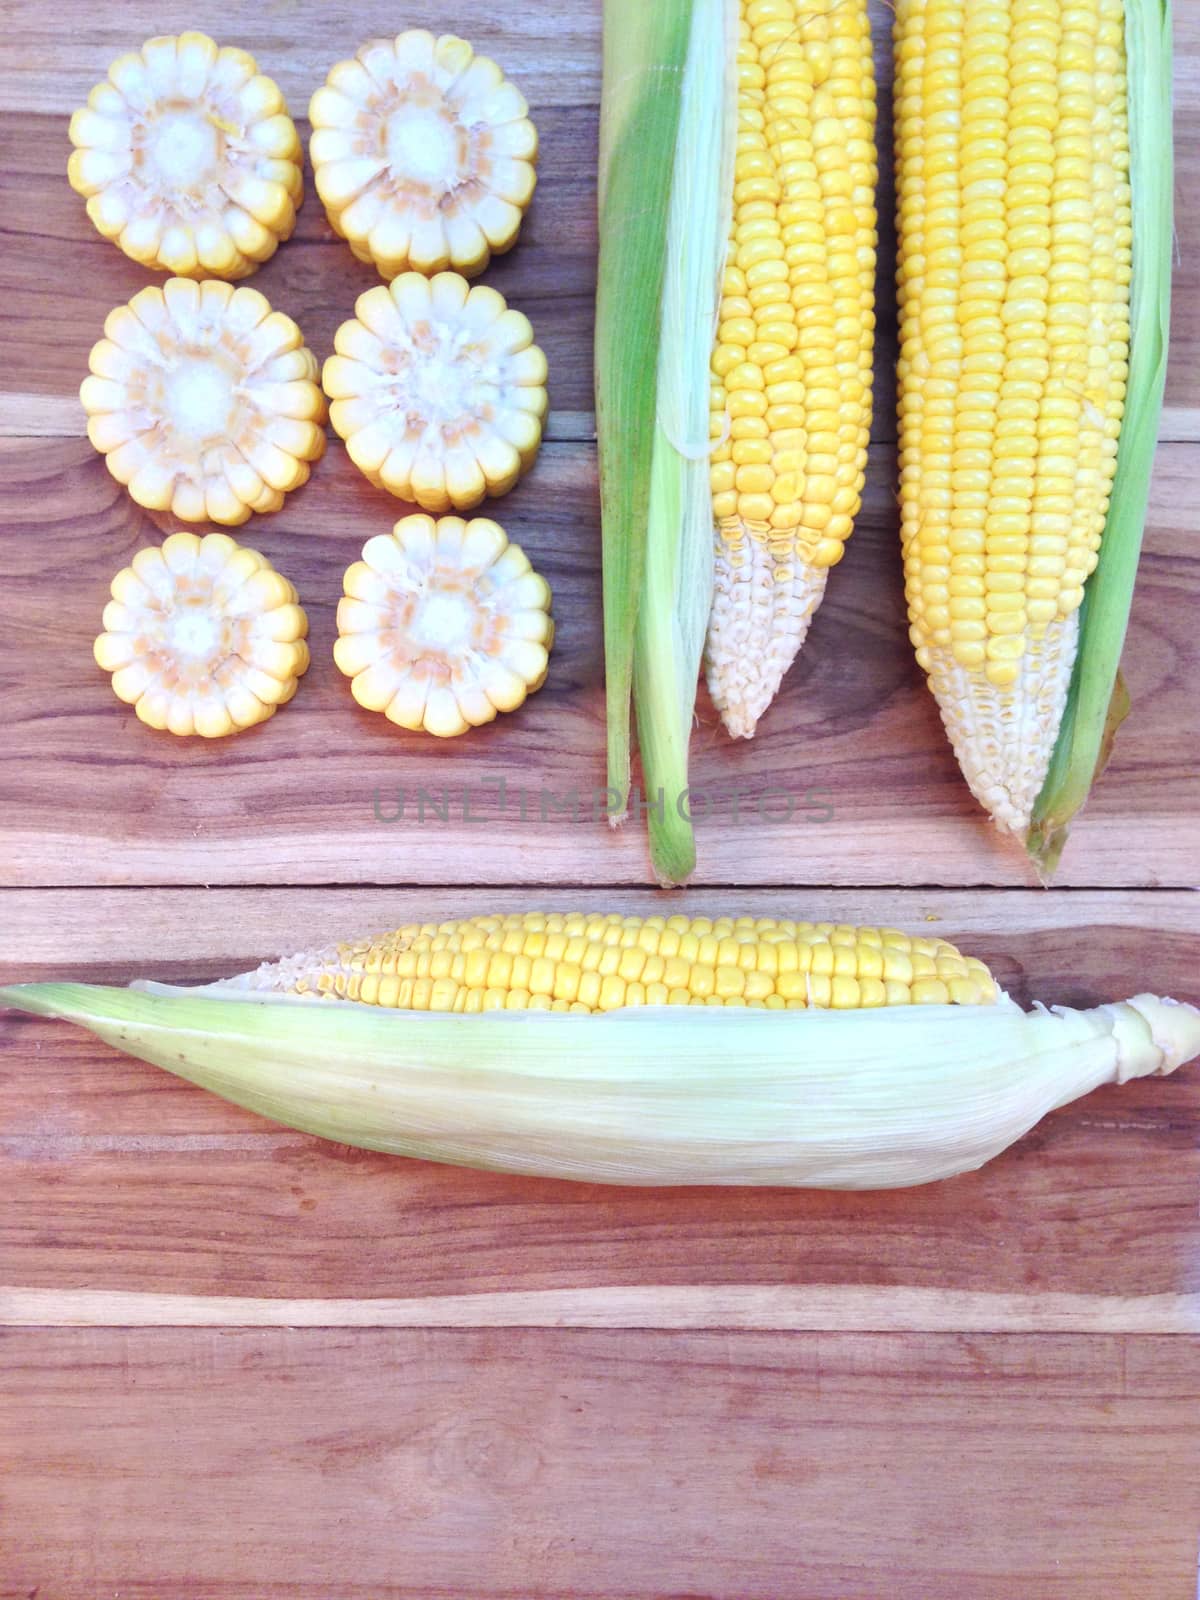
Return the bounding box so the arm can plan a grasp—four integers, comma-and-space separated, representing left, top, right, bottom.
81, 279, 326, 524
309, 30, 537, 280
895, 0, 1133, 833
705, 0, 877, 738
323, 273, 547, 512
94, 532, 309, 737
333, 514, 553, 737
225, 912, 1000, 1012
4, 967, 1197, 1188
67, 32, 302, 279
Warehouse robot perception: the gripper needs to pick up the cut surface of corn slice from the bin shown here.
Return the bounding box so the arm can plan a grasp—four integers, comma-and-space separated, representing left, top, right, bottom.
81, 278, 326, 524
309, 29, 537, 279
895, 0, 1133, 834
705, 0, 878, 738
220, 912, 999, 1012
333, 514, 553, 738
323, 273, 547, 512
94, 531, 309, 737
67, 31, 302, 279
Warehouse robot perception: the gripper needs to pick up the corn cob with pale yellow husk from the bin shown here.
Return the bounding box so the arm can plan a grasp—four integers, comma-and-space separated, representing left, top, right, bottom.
705, 0, 877, 738
895, 0, 1172, 858
68, 32, 302, 279
3, 917, 1197, 1186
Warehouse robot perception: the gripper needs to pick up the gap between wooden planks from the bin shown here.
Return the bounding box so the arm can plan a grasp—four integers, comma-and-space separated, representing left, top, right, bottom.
2, 884, 1197, 982
2, 1283, 1198, 1332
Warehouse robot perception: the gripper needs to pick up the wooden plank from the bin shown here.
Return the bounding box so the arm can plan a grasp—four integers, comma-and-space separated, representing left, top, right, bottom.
1, 438, 1197, 888
2, 888, 1196, 1305
3, 1284, 1199, 1334
3, 885, 1198, 980
1, 2, 1196, 888
2, 1328, 1197, 1599
0, 1, 603, 114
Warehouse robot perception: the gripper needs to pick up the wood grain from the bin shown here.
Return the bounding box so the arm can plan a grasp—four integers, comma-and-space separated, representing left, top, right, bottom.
1, 437, 1197, 888
2, 1328, 1198, 1600
4, 1284, 1199, 1333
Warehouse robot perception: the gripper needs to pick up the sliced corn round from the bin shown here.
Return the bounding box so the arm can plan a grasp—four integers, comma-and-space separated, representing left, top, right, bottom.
334, 513, 553, 738
67, 31, 303, 279
323, 272, 547, 512
94, 531, 309, 738
81, 278, 327, 525
309, 29, 537, 279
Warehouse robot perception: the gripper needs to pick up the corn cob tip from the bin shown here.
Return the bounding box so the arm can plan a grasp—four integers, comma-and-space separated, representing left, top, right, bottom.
924, 614, 1079, 837
706, 541, 828, 738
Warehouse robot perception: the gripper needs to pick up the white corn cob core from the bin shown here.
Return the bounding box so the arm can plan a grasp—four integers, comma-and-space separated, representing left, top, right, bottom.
924, 613, 1078, 834
705, 536, 828, 739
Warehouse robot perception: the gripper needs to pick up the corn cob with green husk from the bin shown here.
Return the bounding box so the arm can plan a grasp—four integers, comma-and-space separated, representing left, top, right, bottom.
894, 0, 1171, 869
3, 913, 1197, 1189
597, 0, 878, 883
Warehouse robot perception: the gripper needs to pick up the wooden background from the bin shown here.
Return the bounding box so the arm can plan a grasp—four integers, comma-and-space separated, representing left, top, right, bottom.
1, 3, 1197, 1596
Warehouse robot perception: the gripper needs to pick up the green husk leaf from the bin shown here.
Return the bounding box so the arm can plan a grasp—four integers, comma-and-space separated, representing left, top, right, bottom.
595, 0, 693, 814
4, 981, 1198, 1189
1027, 0, 1172, 875
633, 0, 736, 884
